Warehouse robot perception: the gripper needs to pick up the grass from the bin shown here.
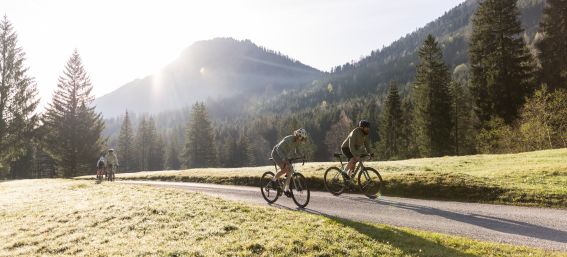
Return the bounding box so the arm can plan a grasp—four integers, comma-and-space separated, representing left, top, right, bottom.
1, 179, 565, 257
93, 148, 567, 208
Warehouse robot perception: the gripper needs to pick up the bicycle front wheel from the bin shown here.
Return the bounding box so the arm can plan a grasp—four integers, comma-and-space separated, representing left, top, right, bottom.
290, 173, 310, 208
260, 171, 279, 204
324, 167, 346, 196
357, 167, 383, 199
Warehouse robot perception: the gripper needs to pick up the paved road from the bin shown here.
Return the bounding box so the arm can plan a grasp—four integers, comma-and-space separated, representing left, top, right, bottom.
120, 181, 567, 251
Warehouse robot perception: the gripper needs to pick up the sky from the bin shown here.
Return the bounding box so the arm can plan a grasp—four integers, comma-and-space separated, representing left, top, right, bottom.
2, 0, 465, 108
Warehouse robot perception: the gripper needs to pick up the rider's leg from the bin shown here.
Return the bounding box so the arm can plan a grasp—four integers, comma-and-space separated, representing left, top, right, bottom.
346, 156, 360, 177
283, 165, 294, 192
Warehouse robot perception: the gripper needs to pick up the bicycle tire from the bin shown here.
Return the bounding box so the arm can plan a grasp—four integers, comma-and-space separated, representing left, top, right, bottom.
324, 167, 346, 196
290, 173, 310, 208
357, 167, 383, 199
260, 171, 280, 203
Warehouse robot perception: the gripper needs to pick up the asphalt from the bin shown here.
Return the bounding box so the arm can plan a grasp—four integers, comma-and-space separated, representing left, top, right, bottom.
120, 180, 567, 251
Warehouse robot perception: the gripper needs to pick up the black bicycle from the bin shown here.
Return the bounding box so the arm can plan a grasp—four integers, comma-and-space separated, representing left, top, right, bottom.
324, 153, 383, 198
260, 157, 310, 208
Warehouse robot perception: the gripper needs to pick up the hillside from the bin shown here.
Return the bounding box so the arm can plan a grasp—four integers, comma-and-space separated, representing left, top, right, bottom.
257, 0, 545, 113
94, 38, 322, 118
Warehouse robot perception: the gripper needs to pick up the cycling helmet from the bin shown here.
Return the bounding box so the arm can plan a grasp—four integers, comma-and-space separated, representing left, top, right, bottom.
359, 120, 370, 128
108, 149, 115, 153
294, 128, 308, 139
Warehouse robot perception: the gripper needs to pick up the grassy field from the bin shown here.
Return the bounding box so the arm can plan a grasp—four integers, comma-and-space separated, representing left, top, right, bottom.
1, 179, 565, 257
102, 148, 567, 208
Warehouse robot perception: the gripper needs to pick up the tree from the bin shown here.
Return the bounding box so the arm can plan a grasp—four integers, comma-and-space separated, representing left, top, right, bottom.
379, 81, 403, 160
450, 74, 477, 156
519, 86, 567, 150
0, 16, 40, 176
469, 0, 537, 124
117, 111, 136, 172
149, 131, 165, 171
135, 117, 150, 171
165, 140, 182, 170
43, 50, 104, 177
536, 0, 567, 91
324, 111, 352, 158
413, 35, 453, 157
183, 102, 217, 168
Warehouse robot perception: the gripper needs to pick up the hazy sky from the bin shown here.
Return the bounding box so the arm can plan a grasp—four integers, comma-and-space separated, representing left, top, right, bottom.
2, 0, 465, 107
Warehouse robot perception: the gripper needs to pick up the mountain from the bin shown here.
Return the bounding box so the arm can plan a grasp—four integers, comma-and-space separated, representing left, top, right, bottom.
255, 0, 545, 114
95, 38, 322, 118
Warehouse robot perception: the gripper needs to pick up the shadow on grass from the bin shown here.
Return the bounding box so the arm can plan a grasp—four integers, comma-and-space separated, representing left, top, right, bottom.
337, 195, 567, 244
272, 203, 478, 257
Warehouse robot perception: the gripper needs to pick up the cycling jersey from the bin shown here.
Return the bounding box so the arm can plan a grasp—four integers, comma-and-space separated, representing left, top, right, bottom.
341, 127, 370, 158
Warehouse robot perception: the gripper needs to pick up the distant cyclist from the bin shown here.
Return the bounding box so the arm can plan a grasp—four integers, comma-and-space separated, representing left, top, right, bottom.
96, 152, 106, 179
106, 149, 119, 180
270, 128, 308, 197
341, 120, 372, 178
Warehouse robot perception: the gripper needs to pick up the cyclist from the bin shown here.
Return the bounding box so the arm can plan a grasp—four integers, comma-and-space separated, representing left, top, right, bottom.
341, 120, 371, 178
270, 128, 308, 197
106, 149, 119, 180
96, 152, 106, 179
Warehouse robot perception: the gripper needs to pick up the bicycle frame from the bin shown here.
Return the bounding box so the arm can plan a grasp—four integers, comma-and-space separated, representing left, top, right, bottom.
336, 154, 368, 178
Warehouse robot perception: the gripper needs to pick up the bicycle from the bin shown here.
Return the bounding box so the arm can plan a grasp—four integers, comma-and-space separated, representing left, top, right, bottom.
260, 157, 310, 208
324, 153, 383, 198
96, 167, 105, 183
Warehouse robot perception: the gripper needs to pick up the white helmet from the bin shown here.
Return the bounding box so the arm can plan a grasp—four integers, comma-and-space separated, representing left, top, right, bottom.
294, 128, 308, 139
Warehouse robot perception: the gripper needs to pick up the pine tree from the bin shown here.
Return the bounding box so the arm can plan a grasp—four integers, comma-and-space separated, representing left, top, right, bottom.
0, 16, 40, 175
449, 80, 477, 155
536, 0, 567, 91
43, 50, 105, 177
469, 0, 537, 124
379, 81, 403, 160
117, 111, 136, 172
135, 117, 150, 171
235, 134, 255, 167
400, 96, 419, 158
413, 35, 453, 157
183, 103, 217, 168
165, 140, 181, 170
149, 132, 165, 171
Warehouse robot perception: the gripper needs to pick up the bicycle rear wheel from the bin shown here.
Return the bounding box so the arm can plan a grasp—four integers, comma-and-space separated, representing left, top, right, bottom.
260, 171, 280, 203
324, 167, 346, 196
290, 173, 310, 208
357, 167, 383, 199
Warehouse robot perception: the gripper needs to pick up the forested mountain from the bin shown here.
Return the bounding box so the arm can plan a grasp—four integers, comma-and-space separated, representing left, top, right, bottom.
95, 38, 322, 117
257, 0, 545, 114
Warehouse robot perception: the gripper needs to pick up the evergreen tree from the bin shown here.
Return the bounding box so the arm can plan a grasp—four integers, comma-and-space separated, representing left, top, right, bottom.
165, 140, 181, 170
235, 133, 255, 167
450, 77, 477, 156
135, 117, 151, 171
413, 35, 453, 157
0, 16, 40, 175
400, 96, 419, 158
43, 50, 105, 177
536, 0, 567, 91
379, 81, 403, 159
149, 132, 165, 171
117, 111, 136, 172
183, 103, 217, 168
469, 0, 537, 124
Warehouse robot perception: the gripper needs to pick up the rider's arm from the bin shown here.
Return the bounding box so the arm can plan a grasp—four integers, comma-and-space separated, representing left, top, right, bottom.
363, 136, 371, 155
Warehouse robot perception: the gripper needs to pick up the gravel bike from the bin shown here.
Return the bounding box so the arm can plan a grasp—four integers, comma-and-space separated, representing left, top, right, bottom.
323, 153, 383, 198
260, 157, 310, 208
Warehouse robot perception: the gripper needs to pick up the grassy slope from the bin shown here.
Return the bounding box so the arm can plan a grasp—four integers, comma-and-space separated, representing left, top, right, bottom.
1, 179, 564, 257
107, 148, 567, 207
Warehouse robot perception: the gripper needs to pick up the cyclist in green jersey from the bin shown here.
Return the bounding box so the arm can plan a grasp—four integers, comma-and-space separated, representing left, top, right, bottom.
341, 120, 371, 178
270, 128, 308, 196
